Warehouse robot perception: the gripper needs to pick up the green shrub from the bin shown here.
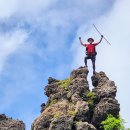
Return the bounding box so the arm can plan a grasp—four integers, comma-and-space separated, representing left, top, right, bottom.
101, 114, 125, 130
86, 92, 96, 108
58, 78, 71, 91
88, 100, 94, 106
87, 92, 96, 99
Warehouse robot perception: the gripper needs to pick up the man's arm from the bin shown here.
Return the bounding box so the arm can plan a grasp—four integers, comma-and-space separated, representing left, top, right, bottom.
79, 37, 86, 47
95, 35, 103, 45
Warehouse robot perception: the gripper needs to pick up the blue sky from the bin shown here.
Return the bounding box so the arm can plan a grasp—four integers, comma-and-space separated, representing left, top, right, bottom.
0, 0, 130, 129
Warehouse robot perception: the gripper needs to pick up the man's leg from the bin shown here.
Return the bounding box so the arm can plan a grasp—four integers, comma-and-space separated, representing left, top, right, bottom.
91, 57, 96, 74
84, 56, 88, 67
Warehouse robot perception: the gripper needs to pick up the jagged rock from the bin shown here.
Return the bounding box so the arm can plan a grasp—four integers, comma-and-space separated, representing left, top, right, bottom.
91, 72, 109, 87
0, 114, 7, 121
0, 114, 25, 130
32, 100, 69, 130
70, 67, 89, 95
92, 72, 117, 98
49, 116, 74, 130
41, 103, 46, 113
92, 98, 120, 128
92, 80, 117, 98
69, 78, 89, 96
76, 121, 97, 130
32, 67, 120, 130
45, 82, 59, 97
69, 67, 89, 103
48, 77, 59, 84
71, 93, 82, 103
74, 101, 90, 122
91, 72, 120, 129
70, 67, 89, 80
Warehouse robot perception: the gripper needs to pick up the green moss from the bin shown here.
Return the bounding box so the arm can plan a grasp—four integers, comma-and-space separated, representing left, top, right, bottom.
88, 100, 94, 106
68, 110, 77, 116
49, 99, 57, 106
58, 78, 71, 91
76, 121, 83, 126
54, 111, 62, 118
86, 92, 96, 108
87, 92, 96, 99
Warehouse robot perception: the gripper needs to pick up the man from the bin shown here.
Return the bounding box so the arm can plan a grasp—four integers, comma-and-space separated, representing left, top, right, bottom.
79, 35, 103, 74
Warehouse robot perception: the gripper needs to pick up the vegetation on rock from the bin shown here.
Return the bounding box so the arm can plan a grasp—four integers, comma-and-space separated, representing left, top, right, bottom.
58, 78, 71, 91
101, 114, 126, 130
54, 111, 62, 118
49, 99, 57, 106
68, 110, 77, 116
86, 92, 96, 108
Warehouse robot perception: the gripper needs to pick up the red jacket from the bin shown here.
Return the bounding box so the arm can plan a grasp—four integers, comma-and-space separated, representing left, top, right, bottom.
85, 43, 98, 54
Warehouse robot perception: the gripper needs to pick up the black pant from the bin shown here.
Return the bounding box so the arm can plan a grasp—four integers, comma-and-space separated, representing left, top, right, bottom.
84, 54, 96, 73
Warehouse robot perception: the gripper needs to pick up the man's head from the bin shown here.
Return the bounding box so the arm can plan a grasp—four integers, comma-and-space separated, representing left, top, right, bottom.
88, 38, 94, 44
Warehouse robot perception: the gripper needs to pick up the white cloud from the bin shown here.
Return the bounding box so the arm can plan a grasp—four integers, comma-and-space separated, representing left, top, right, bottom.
0, 29, 28, 72
72, 0, 130, 127
0, 0, 57, 19
0, 0, 18, 19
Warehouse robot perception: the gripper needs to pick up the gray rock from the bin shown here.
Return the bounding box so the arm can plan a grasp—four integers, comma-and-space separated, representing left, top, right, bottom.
91, 72, 109, 87
32, 67, 120, 130
0, 114, 25, 130
48, 77, 59, 84
76, 121, 97, 130
91, 72, 120, 129
32, 115, 53, 130
74, 101, 90, 122
44, 83, 59, 97
70, 66, 89, 80
92, 98, 120, 128
49, 116, 74, 130
41, 103, 46, 113
0, 114, 7, 121
92, 80, 117, 99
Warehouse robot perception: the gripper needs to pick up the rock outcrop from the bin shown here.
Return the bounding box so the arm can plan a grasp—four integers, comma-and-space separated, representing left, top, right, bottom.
32, 67, 120, 130
0, 114, 25, 130
91, 72, 120, 129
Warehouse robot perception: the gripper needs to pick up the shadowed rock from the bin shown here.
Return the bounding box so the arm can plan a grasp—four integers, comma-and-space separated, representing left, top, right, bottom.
91, 72, 120, 129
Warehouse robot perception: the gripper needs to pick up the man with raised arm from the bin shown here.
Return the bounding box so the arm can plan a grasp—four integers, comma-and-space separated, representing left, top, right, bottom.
79, 35, 103, 74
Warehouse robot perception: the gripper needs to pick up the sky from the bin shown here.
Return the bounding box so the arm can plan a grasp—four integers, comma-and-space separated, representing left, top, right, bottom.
0, 0, 130, 129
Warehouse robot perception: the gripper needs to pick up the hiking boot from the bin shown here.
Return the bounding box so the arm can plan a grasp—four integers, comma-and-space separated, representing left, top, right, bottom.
93, 71, 96, 75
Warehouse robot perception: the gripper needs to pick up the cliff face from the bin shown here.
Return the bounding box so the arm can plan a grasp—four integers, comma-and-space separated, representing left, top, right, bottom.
0, 114, 25, 130
32, 67, 120, 130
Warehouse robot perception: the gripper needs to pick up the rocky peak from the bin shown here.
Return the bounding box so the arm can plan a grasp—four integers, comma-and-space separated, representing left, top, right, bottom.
32, 67, 120, 130
0, 114, 25, 130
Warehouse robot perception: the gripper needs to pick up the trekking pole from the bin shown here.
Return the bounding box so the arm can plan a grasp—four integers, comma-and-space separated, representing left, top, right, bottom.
93, 24, 111, 46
